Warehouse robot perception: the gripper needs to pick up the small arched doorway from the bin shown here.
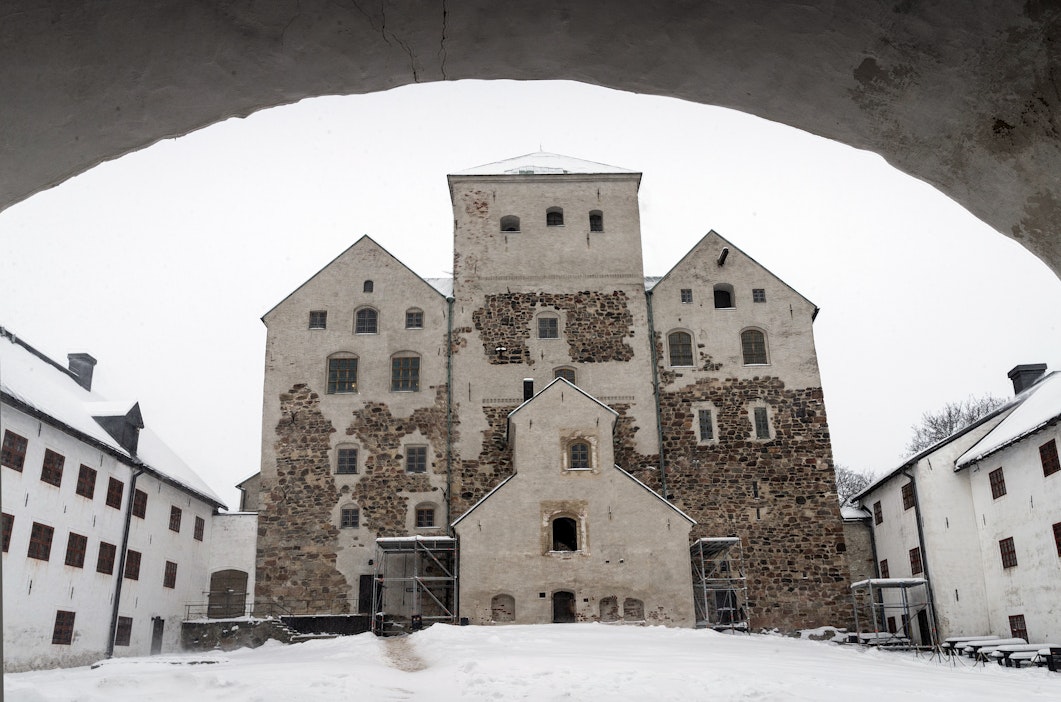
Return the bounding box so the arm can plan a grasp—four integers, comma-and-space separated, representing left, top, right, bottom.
552, 591, 576, 623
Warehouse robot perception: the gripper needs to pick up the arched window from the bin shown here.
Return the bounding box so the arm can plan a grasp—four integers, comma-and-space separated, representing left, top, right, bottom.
491, 594, 515, 622
554, 367, 576, 383
589, 210, 604, 232
391, 353, 420, 391
552, 516, 578, 551
668, 331, 693, 366
355, 307, 378, 334
713, 283, 734, 308
415, 503, 436, 528
405, 308, 423, 329
569, 442, 590, 470
326, 353, 358, 394
741, 329, 768, 365
500, 215, 520, 232
363, 280, 374, 293
546, 207, 564, 226
599, 596, 619, 622
340, 504, 360, 528
623, 598, 645, 621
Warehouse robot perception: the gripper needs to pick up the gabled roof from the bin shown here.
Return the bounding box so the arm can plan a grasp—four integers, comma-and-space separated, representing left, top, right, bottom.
956, 371, 1061, 468
450, 151, 638, 177
507, 376, 619, 422
0, 327, 225, 508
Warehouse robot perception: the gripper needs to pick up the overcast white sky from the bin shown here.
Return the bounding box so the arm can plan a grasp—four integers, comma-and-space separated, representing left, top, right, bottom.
2, 80, 1059, 509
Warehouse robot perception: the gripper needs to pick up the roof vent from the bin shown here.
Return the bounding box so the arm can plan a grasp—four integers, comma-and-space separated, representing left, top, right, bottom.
1007, 364, 1047, 395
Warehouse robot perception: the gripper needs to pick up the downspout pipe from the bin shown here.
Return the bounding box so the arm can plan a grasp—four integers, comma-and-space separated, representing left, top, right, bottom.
445, 296, 454, 533
901, 466, 940, 644
644, 290, 667, 498
106, 466, 143, 658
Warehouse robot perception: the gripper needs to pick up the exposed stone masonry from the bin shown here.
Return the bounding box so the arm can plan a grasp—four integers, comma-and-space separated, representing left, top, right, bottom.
452, 405, 516, 517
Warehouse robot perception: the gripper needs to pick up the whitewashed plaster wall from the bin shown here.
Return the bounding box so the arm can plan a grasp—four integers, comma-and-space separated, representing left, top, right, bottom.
207, 512, 258, 608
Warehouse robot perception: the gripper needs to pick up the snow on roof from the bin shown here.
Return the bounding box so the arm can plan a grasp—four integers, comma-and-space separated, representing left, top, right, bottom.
851, 578, 929, 589
956, 371, 1061, 468
452, 151, 637, 176
0, 327, 224, 507
424, 277, 453, 297
840, 505, 870, 520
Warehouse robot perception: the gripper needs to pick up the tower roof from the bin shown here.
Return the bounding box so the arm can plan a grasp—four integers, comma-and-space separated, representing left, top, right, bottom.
451, 151, 637, 176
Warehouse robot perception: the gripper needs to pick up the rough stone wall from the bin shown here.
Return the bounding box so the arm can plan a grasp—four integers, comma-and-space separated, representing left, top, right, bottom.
453, 405, 516, 516
472, 291, 635, 364
256, 384, 350, 612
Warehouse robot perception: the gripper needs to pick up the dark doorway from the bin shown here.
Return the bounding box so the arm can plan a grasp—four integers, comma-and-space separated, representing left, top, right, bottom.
208, 569, 249, 618
359, 574, 374, 614
552, 591, 576, 623
150, 618, 164, 655
552, 517, 577, 551
916, 609, 932, 646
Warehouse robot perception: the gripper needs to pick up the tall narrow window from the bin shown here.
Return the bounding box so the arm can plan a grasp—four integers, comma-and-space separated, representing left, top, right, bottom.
902, 482, 915, 509
405, 308, 424, 329
105, 478, 124, 509
65, 532, 87, 568
1041, 439, 1060, 477
879, 559, 889, 578
75, 465, 97, 498
989, 468, 1007, 499
405, 446, 427, 473
28, 522, 54, 560
340, 505, 360, 528
500, 215, 520, 232
124, 549, 142, 580
698, 409, 714, 442
569, 442, 590, 470
589, 210, 603, 232
337, 447, 359, 474
1009, 614, 1028, 640
1, 512, 12, 553
1053, 521, 1061, 557
309, 310, 327, 329
40, 449, 64, 487
680, 288, 693, 303
546, 207, 564, 226
873, 501, 883, 525
327, 356, 358, 394
909, 546, 923, 575
355, 307, 378, 334
713, 284, 734, 308
668, 331, 693, 366
132, 489, 148, 518
52, 611, 75, 645
1, 430, 28, 471
114, 617, 133, 646
169, 506, 182, 532
538, 316, 559, 339
96, 542, 117, 574
753, 407, 770, 439
741, 329, 768, 365
363, 280, 374, 293
391, 355, 420, 391
163, 560, 178, 588
999, 537, 1018, 568
194, 516, 205, 542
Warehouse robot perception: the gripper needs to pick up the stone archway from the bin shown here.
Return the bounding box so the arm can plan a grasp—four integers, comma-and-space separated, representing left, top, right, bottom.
1, 2, 1058, 276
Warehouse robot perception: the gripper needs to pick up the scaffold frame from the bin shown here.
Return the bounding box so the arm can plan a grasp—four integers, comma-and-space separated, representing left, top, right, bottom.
691, 536, 750, 631
372, 535, 458, 636
850, 577, 937, 649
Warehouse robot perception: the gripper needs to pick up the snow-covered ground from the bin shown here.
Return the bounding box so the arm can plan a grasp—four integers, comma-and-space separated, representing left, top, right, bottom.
6, 624, 1059, 701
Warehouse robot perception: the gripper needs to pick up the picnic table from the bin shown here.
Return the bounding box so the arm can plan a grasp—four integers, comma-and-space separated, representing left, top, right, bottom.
965, 638, 1026, 659
941, 635, 999, 650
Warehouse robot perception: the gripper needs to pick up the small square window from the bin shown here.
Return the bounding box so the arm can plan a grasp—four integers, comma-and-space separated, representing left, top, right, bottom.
538, 317, 559, 339
163, 560, 178, 588
169, 506, 182, 532
752, 288, 766, 303
901, 482, 915, 510
194, 516, 205, 542
405, 446, 427, 474
753, 407, 770, 439
105, 477, 124, 509
40, 449, 64, 487
2, 512, 13, 553
337, 447, 358, 474
416, 506, 435, 528
879, 559, 889, 578
989, 467, 1007, 499
28, 522, 54, 561
65, 532, 88, 568
680, 289, 693, 304
698, 409, 714, 442
114, 617, 133, 647
999, 537, 1018, 568
340, 507, 360, 528
1041, 439, 1060, 477
52, 611, 75, 645
909, 546, 923, 575
1009, 614, 1028, 640
309, 310, 327, 329
75, 465, 97, 498
97, 542, 117, 574
132, 489, 148, 519
124, 549, 141, 580
873, 501, 883, 525
405, 309, 424, 329
1, 430, 28, 471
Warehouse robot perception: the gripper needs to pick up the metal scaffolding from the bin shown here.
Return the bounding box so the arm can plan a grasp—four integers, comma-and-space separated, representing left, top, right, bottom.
851, 577, 936, 648
372, 536, 458, 636
691, 537, 749, 631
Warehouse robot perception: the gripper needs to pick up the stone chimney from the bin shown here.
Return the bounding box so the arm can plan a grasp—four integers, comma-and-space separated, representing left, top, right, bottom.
67, 353, 97, 391
1008, 363, 1047, 395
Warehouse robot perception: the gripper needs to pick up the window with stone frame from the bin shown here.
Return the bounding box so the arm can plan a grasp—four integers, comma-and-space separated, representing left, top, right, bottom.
105, 477, 124, 509
741, 329, 768, 365
114, 617, 133, 646
909, 546, 923, 575
668, 331, 693, 366
873, 501, 883, 525
391, 355, 420, 391
40, 449, 64, 487
194, 516, 205, 541
569, 441, 591, 470
336, 446, 359, 474
405, 308, 424, 329
713, 283, 735, 308
132, 489, 148, 518
551, 516, 578, 551
340, 505, 360, 528
537, 315, 559, 339
989, 467, 1007, 499
355, 307, 378, 334
28, 522, 54, 560
75, 464, 97, 498
96, 541, 117, 574
879, 558, 889, 578
1009, 614, 1028, 641
309, 310, 327, 329
2, 430, 28, 471
415, 505, 435, 528
589, 210, 604, 232
902, 482, 915, 510
52, 611, 75, 645
124, 549, 141, 580
554, 367, 576, 383
546, 207, 564, 226
163, 560, 178, 588
405, 445, 427, 473
327, 355, 358, 394
2, 512, 12, 553
698, 409, 715, 442
169, 505, 182, 532
65, 532, 87, 568
752, 288, 766, 303
999, 537, 1018, 568
1041, 439, 1060, 477
753, 406, 770, 439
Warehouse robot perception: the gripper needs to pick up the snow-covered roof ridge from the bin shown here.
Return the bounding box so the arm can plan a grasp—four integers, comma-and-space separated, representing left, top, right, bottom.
451, 151, 637, 176
956, 371, 1061, 469
0, 326, 225, 508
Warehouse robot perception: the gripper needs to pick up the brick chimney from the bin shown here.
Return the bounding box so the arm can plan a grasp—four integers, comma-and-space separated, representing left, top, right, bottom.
1008, 364, 1047, 395
67, 353, 97, 391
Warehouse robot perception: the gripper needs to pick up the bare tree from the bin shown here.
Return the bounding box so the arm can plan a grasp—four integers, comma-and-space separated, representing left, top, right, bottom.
904, 394, 1006, 456
835, 464, 874, 505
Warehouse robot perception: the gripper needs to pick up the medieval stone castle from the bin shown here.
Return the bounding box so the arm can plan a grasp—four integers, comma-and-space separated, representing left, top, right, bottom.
255, 152, 849, 630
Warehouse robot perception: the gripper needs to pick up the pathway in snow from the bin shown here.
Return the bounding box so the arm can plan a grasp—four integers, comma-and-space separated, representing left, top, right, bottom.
382, 635, 429, 672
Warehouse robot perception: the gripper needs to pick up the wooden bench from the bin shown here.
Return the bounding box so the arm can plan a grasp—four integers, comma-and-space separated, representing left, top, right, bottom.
942, 635, 999, 650
964, 637, 1026, 658
855, 632, 910, 647
987, 643, 1052, 667
1036, 645, 1061, 672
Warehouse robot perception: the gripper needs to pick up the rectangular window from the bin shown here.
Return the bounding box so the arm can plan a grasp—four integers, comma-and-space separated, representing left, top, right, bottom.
75, 465, 97, 498
163, 560, 178, 588
1009, 614, 1028, 641
1, 430, 28, 471
64, 532, 87, 568
879, 559, 889, 578
391, 356, 420, 392
308, 310, 327, 329
124, 549, 141, 580
999, 537, 1018, 568
668, 332, 693, 366
337, 447, 358, 474
132, 489, 148, 518
989, 467, 1007, 499
405, 446, 427, 474
96, 542, 117, 574
1041, 439, 1060, 477
105, 477, 124, 509
753, 407, 770, 439
538, 317, 559, 339
40, 449, 65, 487
52, 611, 75, 645
405, 309, 424, 329
340, 507, 360, 528
873, 501, 883, 525
698, 409, 714, 441
327, 357, 358, 394
2, 512, 12, 553
114, 616, 133, 646
194, 516, 205, 542
901, 482, 915, 510
1054, 522, 1061, 557
28, 522, 54, 561
680, 288, 693, 304
416, 507, 435, 528
752, 288, 766, 303
169, 505, 182, 532
909, 546, 923, 575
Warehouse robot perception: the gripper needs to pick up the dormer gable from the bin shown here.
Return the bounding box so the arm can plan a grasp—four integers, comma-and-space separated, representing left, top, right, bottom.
89, 400, 144, 456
